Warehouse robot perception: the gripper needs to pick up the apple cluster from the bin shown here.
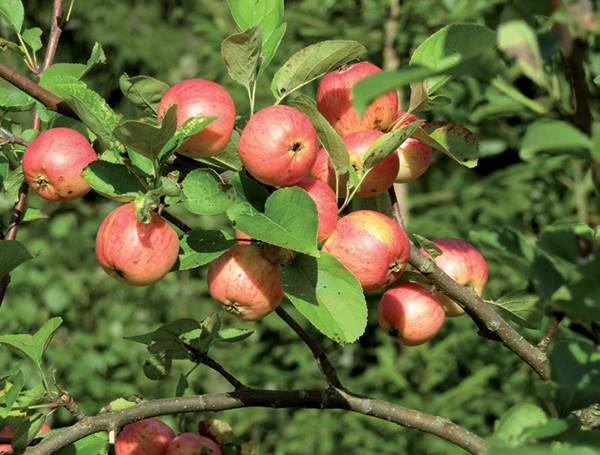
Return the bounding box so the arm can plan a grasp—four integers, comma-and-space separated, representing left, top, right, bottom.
115, 418, 221, 455
20, 60, 489, 347
0, 419, 51, 453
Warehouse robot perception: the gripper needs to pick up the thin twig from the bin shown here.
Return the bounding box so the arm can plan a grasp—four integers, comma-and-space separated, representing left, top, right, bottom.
184, 343, 245, 390
538, 315, 563, 353
275, 306, 344, 389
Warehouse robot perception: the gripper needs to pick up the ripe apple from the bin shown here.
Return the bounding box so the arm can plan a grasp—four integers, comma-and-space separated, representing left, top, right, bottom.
96, 203, 179, 286
316, 61, 398, 136
115, 418, 175, 455
322, 210, 410, 290
392, 112, 432, 183
424, 238, 489, 316
294, 177, 338, 242
343, 130, 399, 198
157, 79, 236, 157
207, 244, 284, 320
378, 283, 445, 346
238, 105, 318, 187
0, 421, 51, 453
22, 127, 97, 201
166, 433, 221, 455
310, 147, 340, 194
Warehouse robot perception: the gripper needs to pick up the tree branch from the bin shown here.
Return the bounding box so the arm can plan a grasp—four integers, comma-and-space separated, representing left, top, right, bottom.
538, 315, 563, 353
275, 306, 344, 389
25, 388, 487, 455
184, 344, 245, 390
388, 187, 550, 379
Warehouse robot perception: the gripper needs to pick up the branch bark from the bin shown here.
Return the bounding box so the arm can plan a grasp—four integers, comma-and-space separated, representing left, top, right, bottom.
26, 388, 487, 455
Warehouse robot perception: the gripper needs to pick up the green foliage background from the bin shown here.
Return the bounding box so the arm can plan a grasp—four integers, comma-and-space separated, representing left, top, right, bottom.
0, 0, 598, 453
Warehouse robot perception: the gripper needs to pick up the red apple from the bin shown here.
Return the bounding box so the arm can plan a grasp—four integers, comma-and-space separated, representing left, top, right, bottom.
207, 244, 284, 320
235, 230, 253, 244
22, 127, 97, 201
115, 418, 175, 455
167, 433, 221, 455
344, 130, 399, 198
378, 283, 445, 346
0, 421, 51, 453
294, 177, 338, 242
392, 112, 432, 183
96, 203, 180, 286
238, 105, 318, 187
322, 210, 410, 290
424, 238, 489, 316
316, 62, 398, 136
157, 79, 236, 157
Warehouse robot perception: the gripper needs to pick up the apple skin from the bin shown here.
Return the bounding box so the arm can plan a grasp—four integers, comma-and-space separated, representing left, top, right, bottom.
115, 418, 175, 455
310, 147, 343, 196
316, 62, 398, 136
392, 112, 432, 183
239, 105, 318, 187
22, 127, 97, 201
96, 203, 180, 286
0, 422, 51, 453
166, 433, 221, 455
344, 130, 399, 198
322, 210, 410, 291
157, 79, 236, 158
424, 238, 489, 317
378, 283, 445, 346
207, 244, 284, 320
294, 177, 338, 242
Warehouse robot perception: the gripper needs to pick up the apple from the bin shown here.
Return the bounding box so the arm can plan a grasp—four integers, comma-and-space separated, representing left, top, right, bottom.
238, 105, 318, 187
167, 433, 221, 455
22, 127, 97, 201
322, 210, 410, 290
295, 177, 338, 242
392, 112, 432, 183
343, 130, 399, 198
207, 244, 284, 320
96, 203, 179, 286
378, 283, 445, 346
310, 147, 340, 194
115, 418, 175, 455
198, 419, 234, 445
235, 230, 253, 244
316, 61, 398, 136
157, 79, 236, 157
0, 421, 51, 453
424, 238, 489, 316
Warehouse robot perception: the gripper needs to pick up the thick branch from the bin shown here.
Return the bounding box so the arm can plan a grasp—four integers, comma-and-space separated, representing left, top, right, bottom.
26, 388, 487, 455
275, 306, 344, 389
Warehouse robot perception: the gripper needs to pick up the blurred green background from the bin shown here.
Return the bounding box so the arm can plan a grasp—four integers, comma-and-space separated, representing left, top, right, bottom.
0, 0, 598, 454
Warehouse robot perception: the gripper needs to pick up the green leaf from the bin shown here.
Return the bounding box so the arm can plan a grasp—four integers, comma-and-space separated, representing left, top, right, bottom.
281, 252, 367, 344
85, 42, 107, 74
40, 64, 88, 91
498, 20, 547, 88
229, 171, 269, 211
0, 317, 62, 370
487, 293, 543, 329
410, 23, 497, 95
549, 339, 600, 414
0, 0, 24, 32
143, 351, 172, 380
55, 432, 108, 455
3, 369, 24, 409
182, 169, 236, 215
199, 130, 243, 172
0, 84, 34, 111
178, 230, 235, 271
216, 328, 254, 343
260, 23, 286, 75
362, 121, 420, 170
83, 161, 146, 202
416, 122, 479, 168
52, 80, 119, 146
0, 240, 32, 277
271, 40, 367, 101
221, 27, 262, 88
21, 27, 42, 52
119, 74, 170, 115
492, 403, 548, 447
159, 115, 217, 164
521, 120, 593, 161
227, 187, 319, 256
411, 234, 442, 258
175, 373, 189, 397
289, 94, 349, 175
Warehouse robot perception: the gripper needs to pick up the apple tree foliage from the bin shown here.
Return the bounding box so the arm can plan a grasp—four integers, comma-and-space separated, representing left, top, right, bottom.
0, 0, 599, 454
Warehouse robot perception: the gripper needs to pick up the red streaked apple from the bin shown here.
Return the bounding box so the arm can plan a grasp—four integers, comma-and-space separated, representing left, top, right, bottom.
322, 210, 409, 290
424, 238, 489, 316
22, 127, 97, 201
207, 244, 284, 320
316, 62, 398, 136
392, 111, 432, 183
115, 418, 175, 455
295, 177, 338, 242
95, 203, 179, 286
238, 105, 318, 187
378, 283, 445, 346
157, 79, 236, 157
166, 433, 221, 455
